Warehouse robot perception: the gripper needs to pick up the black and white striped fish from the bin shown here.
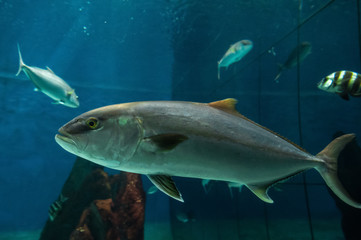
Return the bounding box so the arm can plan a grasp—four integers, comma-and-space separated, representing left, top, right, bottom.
48, 194, 68, 221
318, 71, 361, 100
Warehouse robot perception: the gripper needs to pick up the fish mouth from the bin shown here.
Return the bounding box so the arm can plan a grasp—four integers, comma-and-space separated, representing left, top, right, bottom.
55, 128, 76, 147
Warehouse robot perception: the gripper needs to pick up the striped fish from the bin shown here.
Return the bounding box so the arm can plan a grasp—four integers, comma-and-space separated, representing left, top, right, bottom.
318, 71, 361, 100
48, 194, 68, 221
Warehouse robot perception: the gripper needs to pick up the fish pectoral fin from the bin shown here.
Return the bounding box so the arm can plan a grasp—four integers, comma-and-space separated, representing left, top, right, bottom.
46, 66, 55, 74
246, 183, 274, 204
143, 133, 188, 152
147, 175, 184, 202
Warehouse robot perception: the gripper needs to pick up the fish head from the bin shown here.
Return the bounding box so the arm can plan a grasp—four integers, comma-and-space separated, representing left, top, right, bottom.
317, 74, 336, 92
55, 105, 143, 168
62, 90, 80, 108
236, 40, 253, 52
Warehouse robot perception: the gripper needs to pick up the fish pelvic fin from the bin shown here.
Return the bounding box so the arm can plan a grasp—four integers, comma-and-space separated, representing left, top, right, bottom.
16, 43, 25, 76
338, 92, 350, 101
316, 133, 361, 208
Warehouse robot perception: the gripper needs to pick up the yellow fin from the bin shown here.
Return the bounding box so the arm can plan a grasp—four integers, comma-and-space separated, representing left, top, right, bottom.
246, 184, 274, 203
208, 98, 239, 114
208, 98, 308, 153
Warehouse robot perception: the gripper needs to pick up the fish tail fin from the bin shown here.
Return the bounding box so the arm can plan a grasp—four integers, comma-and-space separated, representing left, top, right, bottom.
16, 43, 25, 76
315, 133, 361, 209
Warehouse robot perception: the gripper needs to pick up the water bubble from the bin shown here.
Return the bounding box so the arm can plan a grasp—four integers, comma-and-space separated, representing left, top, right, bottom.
83, 26, 87, 30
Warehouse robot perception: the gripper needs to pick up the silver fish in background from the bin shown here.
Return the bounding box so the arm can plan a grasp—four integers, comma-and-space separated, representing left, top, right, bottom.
55, 98, 360, 208
218, 40, 253, 79
16, 44, 79, 108
48, 194, 68, 221
274, 41, 312, 82
147, 185, 159, 195
318, 71, 361, 100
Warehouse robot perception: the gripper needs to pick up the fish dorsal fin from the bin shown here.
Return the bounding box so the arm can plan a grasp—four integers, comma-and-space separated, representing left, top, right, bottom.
46, 66, 54, 74
208, 98, 239, 115
147, 175, 184, 202
209, 98, 307, 153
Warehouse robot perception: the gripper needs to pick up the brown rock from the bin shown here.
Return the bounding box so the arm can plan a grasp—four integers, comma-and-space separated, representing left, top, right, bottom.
40, 157, 145, 240
71, 173, 145, 240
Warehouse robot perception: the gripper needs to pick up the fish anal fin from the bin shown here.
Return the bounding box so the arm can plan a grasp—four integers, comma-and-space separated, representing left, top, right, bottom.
147, 175, 184, 202
143, 133, 188, 152
246, 183, 274, 203
46, 66, 55, 74
208, 98, 239, 114
246, 170, 304, 204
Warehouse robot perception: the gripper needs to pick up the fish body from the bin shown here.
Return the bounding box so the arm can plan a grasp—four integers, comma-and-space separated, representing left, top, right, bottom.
218, 40, 253, 79
16, 45, 79, 108
274, 41, 312, 82
55, 98, 361, 208
318, 71, 361, 100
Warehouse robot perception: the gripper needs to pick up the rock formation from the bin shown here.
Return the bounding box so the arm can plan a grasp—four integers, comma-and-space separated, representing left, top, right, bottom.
40, 157, 145, 240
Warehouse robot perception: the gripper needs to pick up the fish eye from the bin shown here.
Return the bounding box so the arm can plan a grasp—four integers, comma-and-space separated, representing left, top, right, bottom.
86, 117, 99, 130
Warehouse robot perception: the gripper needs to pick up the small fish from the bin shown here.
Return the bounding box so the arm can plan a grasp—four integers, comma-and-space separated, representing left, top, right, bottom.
268, 46, 276, 56
176, 210, 196, 223
16, 44, 80, 108
147, 185, 159, 195
48, 194, 68, 221
218, 40, 253, 79
227, 182, 243, 198
201, 179, 211, 194
55, 98, 361, 208
274, 41, 312, 82
318, 71, 361, 100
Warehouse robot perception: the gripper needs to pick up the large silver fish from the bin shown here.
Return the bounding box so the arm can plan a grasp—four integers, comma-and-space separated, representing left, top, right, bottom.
274, 41, 312, 82
55, 98, 361, 208
218, 40, 253, 79
16, 45, 79, 108
318, 71, 361, 100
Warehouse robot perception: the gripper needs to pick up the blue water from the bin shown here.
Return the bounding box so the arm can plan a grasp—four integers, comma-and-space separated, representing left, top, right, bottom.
0, 0, 360, 239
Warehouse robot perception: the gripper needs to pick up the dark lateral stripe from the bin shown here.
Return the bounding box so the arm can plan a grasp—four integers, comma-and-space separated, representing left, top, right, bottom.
351, 74, 361, 95
333, 71, 341, 86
